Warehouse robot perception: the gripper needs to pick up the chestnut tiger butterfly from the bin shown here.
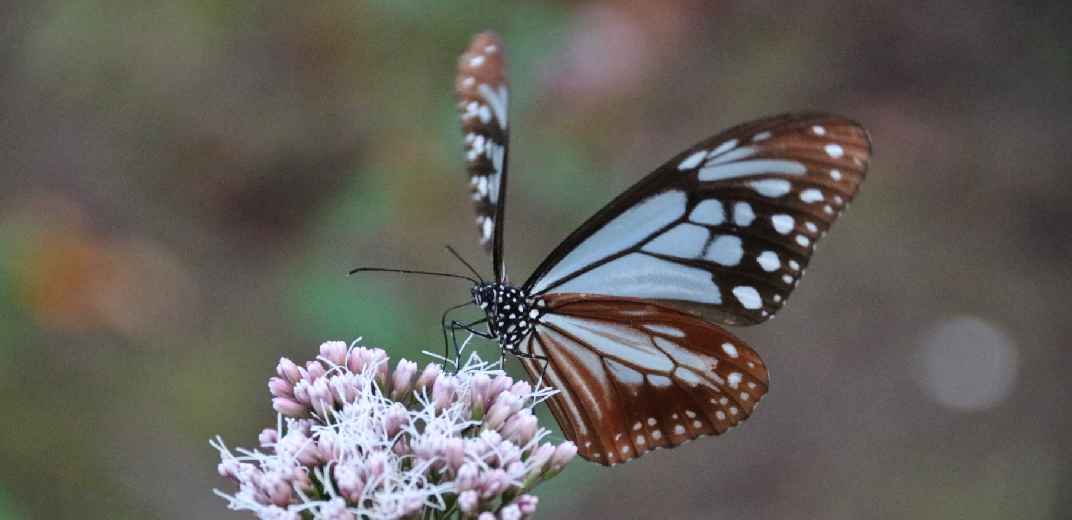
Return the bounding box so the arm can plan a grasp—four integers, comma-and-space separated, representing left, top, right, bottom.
360, 32, 871, 466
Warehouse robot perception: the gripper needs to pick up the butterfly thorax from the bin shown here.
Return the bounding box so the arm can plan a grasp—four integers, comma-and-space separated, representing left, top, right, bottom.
472, 283, 546, 348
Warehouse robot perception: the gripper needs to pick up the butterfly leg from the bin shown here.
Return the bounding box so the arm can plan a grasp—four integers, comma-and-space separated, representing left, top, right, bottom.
503, 347, 551, 385
440, 301, 476, 367
448, 318, 491, 368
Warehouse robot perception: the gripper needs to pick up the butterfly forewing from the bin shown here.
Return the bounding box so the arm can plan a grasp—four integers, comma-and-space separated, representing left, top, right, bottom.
524, 113, 871, 325
456, 32, 510, 279
521, 293, 769, 465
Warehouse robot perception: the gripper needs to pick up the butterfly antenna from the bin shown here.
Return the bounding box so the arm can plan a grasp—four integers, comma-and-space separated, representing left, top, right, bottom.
348, 266, 479, 285
445, 245, 485, 283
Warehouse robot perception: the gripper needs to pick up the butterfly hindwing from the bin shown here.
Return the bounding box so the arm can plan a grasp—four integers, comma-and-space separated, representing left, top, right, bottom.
456, 32, 510, 279
521, 293, 770, 465
524, 113, 871, 324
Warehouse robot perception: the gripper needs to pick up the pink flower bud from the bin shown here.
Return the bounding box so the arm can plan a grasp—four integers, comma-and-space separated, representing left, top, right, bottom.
292, 380, 311, 404
479, 468, 508, 499
497, 441, 522, 468
501, 409, 537, 445
485, 392, 521, 430
469, 373, 491, 413
334, 463, 365, 502
319, 497, 354, 520
276, 357, 302, 383
509, 380, 531, 398
369, 348, 389, 384
487, 375, 513, 405
308, 377, 335, 417
268, 377, 292, 398
217, 459, 241, 481
516, 494, 538, 515
526, 443, 555, 476
392, 437, 410, 457
549, 442, 577, 472
478, 513, 496, 520
366, 451, 388, 480
455, 462, 479, 491
329, 373, 360, 404
272, 397, 308, 417
319, 341, 349, 366
277, 431, 321, 466
443, 437, 465, 473
390, 359, 418, 400
416, 363, 442, 392
346, 347, 368, 373
506, 461, 527, 482
258, 428, 279, 448
305, 360, 327, 381
383, 403, 409, 440
291, 466, 314, 492
458, 490, 480, 514
317, 432, 340, 462
259, 471, 293, 507
500, 504, 522, 520
432, 375, 458, 411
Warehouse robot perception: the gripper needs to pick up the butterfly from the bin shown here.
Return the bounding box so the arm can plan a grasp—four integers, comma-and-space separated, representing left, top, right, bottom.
451, 32, 871, 465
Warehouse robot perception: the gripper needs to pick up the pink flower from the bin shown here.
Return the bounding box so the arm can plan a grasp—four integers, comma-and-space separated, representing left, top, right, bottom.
212, 339, 573, 519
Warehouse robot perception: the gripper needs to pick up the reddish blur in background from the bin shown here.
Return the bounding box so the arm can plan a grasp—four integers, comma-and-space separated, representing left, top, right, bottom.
1, 2, 1069, 518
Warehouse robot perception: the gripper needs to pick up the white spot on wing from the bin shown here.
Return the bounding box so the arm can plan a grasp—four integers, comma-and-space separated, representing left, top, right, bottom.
732, 286, 762, 309
728, 372, 742, 388
642, 223, 708, 258
721, 342, 739, 358
830, 169, 842, 181
549, 253, 723, 304
733, 202, 755, 226
771, 214, 795, 234
752, 131, 771, 141
705, 235, 744, 266
706, 139, 738, 159
699, 160, 806, 182
812, 125, 826, 135
796, 234, 811, 247
690, 199, 725, 225
749, 179, 792, 198
678, 150, 707, 170
825, 143, 844, 158
756, 251, 780, 272
800, 188, 824, 203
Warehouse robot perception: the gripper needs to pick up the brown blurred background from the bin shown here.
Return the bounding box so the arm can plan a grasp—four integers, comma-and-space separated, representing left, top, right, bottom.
2, 1, 1070, 518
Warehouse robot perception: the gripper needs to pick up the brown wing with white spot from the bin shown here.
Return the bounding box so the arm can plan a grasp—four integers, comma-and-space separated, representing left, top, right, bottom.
456, 32, 510, 280
520, 293, 769, 466
524, 113, 871, 324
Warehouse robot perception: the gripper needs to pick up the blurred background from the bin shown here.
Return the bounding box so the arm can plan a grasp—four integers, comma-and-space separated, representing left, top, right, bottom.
2, 1, 1069, 518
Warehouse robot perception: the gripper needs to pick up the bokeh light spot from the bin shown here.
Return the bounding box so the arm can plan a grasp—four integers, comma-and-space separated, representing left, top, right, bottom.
916, 316, 1018, 412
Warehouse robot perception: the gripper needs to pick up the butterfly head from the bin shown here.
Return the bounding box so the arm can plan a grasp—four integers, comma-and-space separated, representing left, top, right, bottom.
471, 283, 498, 312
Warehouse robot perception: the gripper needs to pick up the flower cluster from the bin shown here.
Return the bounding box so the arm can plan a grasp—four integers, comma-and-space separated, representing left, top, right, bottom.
213, 340, 576, 519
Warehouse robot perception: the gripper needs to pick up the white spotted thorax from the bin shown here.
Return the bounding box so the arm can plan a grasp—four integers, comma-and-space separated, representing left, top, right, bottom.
473, 283, 546, 348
